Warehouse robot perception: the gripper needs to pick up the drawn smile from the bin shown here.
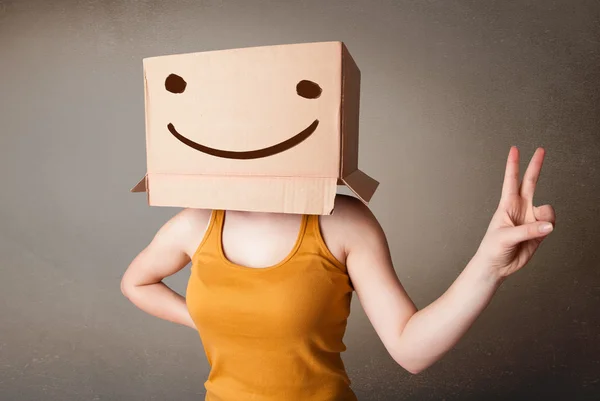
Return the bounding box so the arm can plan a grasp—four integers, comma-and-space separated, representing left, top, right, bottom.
167, 119, 319, 160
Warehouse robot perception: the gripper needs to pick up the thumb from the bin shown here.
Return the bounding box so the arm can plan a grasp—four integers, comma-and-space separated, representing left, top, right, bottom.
500, 221, 554, 245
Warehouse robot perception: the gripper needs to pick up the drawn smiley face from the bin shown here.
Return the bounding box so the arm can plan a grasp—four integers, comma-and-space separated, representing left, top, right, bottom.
164, 73, 322, 160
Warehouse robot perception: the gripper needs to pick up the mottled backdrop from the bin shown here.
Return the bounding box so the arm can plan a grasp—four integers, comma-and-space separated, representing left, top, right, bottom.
1, 1, 599, 400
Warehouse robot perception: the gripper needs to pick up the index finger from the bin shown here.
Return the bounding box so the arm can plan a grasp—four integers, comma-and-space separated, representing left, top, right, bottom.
501, 146, 520, 200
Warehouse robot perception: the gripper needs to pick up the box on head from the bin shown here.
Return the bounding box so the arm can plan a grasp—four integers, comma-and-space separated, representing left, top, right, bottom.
132, 41, 379, 214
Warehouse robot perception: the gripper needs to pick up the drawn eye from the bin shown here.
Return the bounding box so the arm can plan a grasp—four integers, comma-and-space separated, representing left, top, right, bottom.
296, 80, 322, 99
165, 74, 187, 94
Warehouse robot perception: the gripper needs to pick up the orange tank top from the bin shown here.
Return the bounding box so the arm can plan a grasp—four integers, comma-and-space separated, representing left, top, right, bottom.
186, 209, 357, 401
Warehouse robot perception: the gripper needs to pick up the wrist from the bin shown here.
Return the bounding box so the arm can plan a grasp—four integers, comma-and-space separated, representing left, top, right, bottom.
468, 252, 506, 289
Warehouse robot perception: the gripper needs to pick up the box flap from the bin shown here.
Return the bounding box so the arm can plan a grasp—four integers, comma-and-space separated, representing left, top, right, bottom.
147, 173, 338, 215
131, 175, 148, 192
341, 169, 379, 203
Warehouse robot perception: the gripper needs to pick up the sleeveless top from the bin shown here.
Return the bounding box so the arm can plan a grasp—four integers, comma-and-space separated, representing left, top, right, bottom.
186, 210, 357, 401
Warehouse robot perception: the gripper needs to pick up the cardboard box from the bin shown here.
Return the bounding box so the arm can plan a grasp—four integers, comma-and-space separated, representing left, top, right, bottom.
132, 41, 379, 214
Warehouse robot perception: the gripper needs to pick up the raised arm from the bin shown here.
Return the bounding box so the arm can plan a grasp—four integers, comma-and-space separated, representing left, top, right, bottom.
341, 146, 555, 374
120, 208, 211, 330
336, 196, 503, 374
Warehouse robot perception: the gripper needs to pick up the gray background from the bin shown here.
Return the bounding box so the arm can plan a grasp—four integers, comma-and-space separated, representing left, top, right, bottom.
1, 0, 599, 400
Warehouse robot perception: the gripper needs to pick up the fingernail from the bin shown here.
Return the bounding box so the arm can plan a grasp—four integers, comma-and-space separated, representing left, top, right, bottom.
540, 223, 553, 233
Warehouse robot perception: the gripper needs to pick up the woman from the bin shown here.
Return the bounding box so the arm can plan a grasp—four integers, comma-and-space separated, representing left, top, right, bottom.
120, 146, 555, 400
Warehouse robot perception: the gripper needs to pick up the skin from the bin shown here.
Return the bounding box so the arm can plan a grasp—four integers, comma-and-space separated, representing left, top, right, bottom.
121, 146, 555, 375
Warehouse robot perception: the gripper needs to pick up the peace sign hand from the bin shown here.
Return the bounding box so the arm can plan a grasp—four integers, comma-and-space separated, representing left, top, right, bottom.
474, 146, 556, 281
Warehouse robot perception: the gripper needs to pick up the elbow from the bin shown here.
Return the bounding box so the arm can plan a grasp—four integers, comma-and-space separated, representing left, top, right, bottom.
120, 279, 129, 299
397, 359, 424, 375
120, 277, 134, 299
120, 265, 140, 299
404, 365, 424, 375
391, 353, 426, 375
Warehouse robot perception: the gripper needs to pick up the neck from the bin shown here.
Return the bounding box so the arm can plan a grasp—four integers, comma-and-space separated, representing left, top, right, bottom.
225, 209, 297, 222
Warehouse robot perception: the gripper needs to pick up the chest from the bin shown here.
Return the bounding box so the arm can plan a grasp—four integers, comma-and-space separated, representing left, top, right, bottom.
186, 256, 353, 340
219, 215, 345, 269
221, 221, 300, 268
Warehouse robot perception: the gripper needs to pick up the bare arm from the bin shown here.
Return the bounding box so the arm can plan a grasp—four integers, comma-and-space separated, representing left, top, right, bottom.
120, 208, 211, 330
338, 196, 501, 374
343, 147, 555, 374
392, 255, 501, 373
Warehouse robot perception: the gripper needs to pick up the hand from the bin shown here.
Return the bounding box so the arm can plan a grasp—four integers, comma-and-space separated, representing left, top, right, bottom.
475, 146, 556, 281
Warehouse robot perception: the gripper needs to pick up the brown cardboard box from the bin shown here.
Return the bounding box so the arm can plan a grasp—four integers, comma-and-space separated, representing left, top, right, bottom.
132, 41, 378, 214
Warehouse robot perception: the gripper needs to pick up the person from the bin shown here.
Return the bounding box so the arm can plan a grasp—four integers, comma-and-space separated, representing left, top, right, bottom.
120, 146, 555, 400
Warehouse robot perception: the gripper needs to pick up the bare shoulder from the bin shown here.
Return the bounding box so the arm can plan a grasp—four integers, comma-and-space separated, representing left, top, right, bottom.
157, 208, 213, 258
178, 207, 213, 228
319, 194, 385, 262
323, 194, 381, 234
